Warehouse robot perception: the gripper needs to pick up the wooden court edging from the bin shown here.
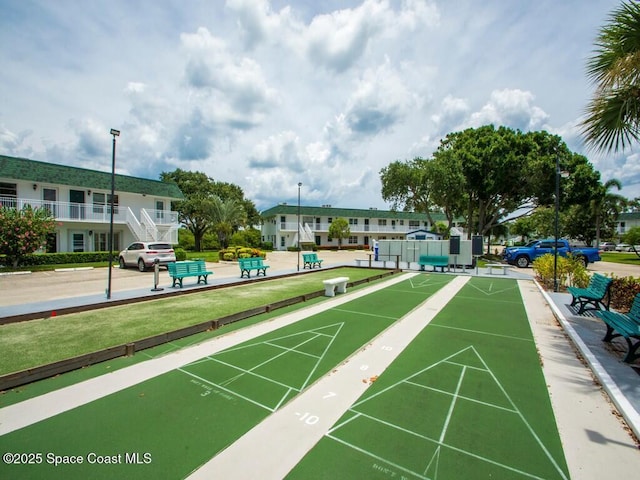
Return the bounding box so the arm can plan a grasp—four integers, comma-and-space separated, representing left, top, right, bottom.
0, 271, 395, 391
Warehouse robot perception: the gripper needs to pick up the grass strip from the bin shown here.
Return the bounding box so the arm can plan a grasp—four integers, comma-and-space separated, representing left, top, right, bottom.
0, 268, 381, 376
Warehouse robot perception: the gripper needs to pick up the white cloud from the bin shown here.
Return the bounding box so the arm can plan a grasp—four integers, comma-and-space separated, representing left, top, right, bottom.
0, 0, 631, 210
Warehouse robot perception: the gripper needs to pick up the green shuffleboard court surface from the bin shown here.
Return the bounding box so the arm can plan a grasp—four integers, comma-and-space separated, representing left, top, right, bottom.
287, 277, 570, 479
0, 275, 453, 479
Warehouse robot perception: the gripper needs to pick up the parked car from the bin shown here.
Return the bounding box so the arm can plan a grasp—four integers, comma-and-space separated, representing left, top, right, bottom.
502, 239, 601, 268
118, 242, 176, 272
615, 243, 639, 252
599, 242, 616, 251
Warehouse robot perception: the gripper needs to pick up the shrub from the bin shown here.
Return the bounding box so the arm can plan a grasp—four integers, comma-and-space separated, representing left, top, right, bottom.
609, 275, 640, 312
174, 248, 187, 261
532, 253, 589, 290
218, 246, 266, 261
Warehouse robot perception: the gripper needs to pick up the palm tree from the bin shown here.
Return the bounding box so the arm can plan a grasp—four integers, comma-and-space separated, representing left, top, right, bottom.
592, 178, 625, 246
581, 1, 640, 152
208, 197, 246, 249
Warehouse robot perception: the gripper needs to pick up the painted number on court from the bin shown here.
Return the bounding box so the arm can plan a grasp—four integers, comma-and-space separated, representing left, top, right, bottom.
381, 345, 393, 351
295, 412, 320, 425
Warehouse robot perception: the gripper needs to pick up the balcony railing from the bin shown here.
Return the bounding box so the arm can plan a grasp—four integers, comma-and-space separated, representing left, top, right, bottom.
278, 221, 425, 234
0, 196, 178, 225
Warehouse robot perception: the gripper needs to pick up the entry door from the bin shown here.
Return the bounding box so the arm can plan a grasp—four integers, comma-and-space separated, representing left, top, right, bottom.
69, 190, 85, 219
72, 232, 85, 252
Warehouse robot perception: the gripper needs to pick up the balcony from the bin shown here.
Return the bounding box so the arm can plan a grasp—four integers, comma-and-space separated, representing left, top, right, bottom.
278, 221, 423, 235
0, 196, 178, 225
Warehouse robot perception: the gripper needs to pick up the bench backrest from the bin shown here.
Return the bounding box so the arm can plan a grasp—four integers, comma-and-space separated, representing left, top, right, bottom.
628, 293, 640, 323
589, 273, 612, 295
239, 257, 264, 268
303, 253, 318, 261
168, 260, 206, 275
419, 255, 448, 262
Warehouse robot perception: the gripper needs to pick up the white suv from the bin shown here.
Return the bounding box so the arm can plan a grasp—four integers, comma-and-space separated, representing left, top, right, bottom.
118, 242, 176, 272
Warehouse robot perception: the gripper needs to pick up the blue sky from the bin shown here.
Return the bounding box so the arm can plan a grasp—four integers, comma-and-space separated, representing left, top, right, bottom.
1, 0, 635, 211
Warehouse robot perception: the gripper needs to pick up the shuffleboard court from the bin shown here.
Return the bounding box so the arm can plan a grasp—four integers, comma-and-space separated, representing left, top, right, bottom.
0, 274, 452, 479
287, 277, 570, 479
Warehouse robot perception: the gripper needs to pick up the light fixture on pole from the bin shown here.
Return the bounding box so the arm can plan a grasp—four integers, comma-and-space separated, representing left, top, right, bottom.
106, 128, 120, 299
297, 182, 302, 272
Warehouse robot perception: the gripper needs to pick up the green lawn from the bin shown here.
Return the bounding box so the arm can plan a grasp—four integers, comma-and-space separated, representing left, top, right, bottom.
0, 268, 384, 376
599, 251, 640, 266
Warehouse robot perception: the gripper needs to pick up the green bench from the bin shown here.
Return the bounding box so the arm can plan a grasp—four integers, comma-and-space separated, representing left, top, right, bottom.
302, 252, 323, 269
567, 273, 612, 314
418, 255, 449, 272
239, 257, 270, 278
595, 293, 640, 363
167, 260, 212, 288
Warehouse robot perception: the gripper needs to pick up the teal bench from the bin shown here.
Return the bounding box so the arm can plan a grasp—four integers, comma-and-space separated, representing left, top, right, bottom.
302, 252, 323, 269
167, 260, 212, 288
567, 273, 612, 314
418, 255, 449, 272
239, 257, 269, 278
595, 293, 640, 363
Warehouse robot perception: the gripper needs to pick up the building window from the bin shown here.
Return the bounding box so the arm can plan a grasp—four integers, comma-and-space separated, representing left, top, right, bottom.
378, 219, 387, 226
280, 236, 285, 247
348, 236, 358, 244
93, 193, 119, 214
409, 221, 419, 229
0, 182, 17, 207
349, 218, 358, 225
328, 217, 332, 224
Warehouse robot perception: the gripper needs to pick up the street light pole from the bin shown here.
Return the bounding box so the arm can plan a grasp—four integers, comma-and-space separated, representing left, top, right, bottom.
553, 153, 560, 293
106, 128, 120, 299
297, 182, 302, 272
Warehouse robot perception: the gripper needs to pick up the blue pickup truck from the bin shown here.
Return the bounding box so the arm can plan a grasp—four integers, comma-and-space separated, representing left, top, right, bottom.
502, 239, 601, 268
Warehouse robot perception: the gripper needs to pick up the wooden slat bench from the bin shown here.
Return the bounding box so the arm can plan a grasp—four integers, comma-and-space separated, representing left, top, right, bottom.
167, 260, 212, 288
567, 273, 612, 314
418, 255, 449, 272
302, 253, 323, 269
323, 277, 349, 297
595, 293, 640, 363
238, 257, 270, 278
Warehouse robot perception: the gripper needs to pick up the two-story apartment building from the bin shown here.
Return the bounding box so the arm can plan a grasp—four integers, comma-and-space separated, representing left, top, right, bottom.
615, 212, 640, 238
260, 204, 458, 251
0, 155, 183, 253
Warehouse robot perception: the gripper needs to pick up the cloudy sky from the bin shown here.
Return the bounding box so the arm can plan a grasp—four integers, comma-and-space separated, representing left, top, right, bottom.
1, 0, 636, 211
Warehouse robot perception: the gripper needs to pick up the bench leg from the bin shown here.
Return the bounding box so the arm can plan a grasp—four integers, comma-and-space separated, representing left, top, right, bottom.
324, 285, 336, 297
622, 338, 640, 363
336, 282, 347, 294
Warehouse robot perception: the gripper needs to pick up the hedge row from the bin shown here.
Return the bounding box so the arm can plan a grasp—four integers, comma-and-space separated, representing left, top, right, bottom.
1, 248, 188, 267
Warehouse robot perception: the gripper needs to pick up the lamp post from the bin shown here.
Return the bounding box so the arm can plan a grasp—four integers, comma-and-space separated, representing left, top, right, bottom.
106, 128, 120, 299
553, 153, 560, 293
297, 182, 302, 271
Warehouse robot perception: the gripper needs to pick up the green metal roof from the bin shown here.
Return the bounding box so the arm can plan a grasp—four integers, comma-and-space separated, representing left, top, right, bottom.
0, 155, 184, 199
260, 204, 448, 222
619, 212, 640, 221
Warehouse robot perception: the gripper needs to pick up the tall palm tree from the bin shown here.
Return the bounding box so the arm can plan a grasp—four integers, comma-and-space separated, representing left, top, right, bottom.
208, 197, 246, 249
581, 1, 640, 152
592, 178, 625, 246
